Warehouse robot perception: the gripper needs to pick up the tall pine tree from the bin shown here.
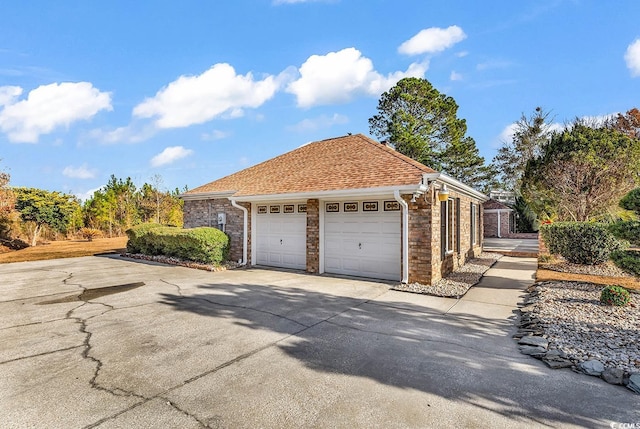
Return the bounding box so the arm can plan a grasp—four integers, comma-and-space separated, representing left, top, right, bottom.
369, 77, 495, 191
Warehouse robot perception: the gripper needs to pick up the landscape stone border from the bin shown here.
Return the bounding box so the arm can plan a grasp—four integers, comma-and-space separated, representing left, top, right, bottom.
516, 284, 640, 394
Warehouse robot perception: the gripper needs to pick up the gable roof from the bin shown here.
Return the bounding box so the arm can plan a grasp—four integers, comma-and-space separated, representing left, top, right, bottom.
483, 199, 513, 210
185, 134, 437, 198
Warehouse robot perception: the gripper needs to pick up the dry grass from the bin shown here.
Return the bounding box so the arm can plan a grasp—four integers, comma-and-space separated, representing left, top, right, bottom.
536, 268, 640, 291
0, 237, 128, 264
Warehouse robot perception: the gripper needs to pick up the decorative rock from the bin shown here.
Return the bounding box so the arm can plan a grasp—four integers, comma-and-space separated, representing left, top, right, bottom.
518, 336, 549, 349
519, 345, 547, 357
580, 360, 605, 376
544, 359, 574, 369
601, 368, 625, 385
628, 374, 640, 394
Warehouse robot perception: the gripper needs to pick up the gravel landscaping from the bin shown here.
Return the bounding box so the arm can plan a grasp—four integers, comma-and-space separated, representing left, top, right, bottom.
540, 258, 630, 277
392, 252, 502, 297
518, 280, 640, 393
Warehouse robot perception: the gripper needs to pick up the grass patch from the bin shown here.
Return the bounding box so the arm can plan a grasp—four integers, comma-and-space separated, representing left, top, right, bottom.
0, 237, 128, 264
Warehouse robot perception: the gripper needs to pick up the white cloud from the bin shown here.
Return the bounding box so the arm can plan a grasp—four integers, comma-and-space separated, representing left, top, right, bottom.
625, 39, 640, 77
201, 129, 231, 141
150, 146, 194, 167
133, 63, 279, 128
287, 48, 427, 107
0, 82, 112, 143
0, 86, 22, 106
75, 187, 102, 203
287, 113, 349, 132
398, 26, 467, 55
89, 123, 157, 144
450, 71, 463, 81
62, 164, 97, 179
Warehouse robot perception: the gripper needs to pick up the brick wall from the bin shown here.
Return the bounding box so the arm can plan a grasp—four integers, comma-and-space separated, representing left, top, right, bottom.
483, 210, 511, 238
406, 194, 432, 284
306, 199, 319, 273
183, 198, 249, 264
427, 188, 484, 284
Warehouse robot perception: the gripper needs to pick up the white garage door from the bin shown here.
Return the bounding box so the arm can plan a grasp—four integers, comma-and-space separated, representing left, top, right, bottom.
255, 203, 306, 270
324, 201, 401, 281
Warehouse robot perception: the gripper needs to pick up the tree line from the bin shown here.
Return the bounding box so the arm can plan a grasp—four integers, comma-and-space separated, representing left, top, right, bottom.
369, 77, 640, 227
0, 173, 184, 247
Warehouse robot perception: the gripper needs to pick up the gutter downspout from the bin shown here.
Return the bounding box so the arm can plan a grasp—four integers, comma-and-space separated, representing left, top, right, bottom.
230, 199, 248, 265
394, 190, 409, 284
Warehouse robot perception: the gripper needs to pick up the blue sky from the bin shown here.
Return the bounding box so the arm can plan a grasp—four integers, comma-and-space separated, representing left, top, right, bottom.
1, 0, 639, 200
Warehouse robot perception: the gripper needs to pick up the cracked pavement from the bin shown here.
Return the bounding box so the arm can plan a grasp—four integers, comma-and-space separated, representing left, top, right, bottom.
0, 255, 637, 428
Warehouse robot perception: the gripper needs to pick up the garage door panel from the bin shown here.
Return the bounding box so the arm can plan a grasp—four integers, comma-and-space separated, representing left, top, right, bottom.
255, 207, 306, 270
324, 201, 400, 281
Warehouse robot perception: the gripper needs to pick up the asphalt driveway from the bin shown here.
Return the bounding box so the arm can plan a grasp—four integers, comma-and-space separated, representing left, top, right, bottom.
0, 255, 636, 428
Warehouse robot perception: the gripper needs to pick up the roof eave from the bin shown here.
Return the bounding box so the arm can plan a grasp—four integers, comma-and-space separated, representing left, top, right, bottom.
180, 190, 237, 201
226, 184, 422, 202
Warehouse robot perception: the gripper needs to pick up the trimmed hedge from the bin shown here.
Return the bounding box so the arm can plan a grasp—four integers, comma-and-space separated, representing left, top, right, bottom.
126, 224, 229, 264
540, 222, 627, 265
608, 220, 640, 246
126, 223, 164, 253
610, 250, 640, 277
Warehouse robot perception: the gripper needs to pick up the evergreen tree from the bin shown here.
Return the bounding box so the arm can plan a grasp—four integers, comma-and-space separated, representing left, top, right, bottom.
369, 77, 494, 190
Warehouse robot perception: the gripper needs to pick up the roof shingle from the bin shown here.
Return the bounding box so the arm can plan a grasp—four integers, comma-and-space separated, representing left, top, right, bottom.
186, 134, 437, 197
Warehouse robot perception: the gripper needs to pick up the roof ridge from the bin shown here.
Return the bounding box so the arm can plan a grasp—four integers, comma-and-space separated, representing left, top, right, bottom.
353, 133, 435, 174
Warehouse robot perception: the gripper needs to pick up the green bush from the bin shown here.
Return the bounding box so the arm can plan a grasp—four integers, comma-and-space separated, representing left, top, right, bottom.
600, 285, 631, 306
620, 188, 640, 214
610, 250, 640, 277
608, 220, 640, 246
126, 225, 229, 264
540, 222, 627, 265
126, 223, 164, 253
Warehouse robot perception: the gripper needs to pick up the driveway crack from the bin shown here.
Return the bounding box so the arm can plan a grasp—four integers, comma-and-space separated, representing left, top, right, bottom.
162, 398, 211, 428
63, 275, 148, 402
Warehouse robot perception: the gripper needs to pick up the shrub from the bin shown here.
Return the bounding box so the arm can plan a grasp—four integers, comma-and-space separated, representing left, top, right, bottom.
79, 227, 102, 241
610, 250, 640, 277
620, 188, 640, 215
126, 225, 229, 264
125, 223, 164, 253
600, 285, 631, 306
540, 222, 627, 265
608, 220, 640, 246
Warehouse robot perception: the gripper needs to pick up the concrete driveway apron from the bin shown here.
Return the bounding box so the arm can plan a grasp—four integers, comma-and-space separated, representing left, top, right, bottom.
0, 255, 636, 428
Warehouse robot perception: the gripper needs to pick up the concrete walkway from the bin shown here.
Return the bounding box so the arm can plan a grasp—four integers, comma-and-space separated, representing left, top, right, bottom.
1, 255, 637, 428
484, 237, 539, 257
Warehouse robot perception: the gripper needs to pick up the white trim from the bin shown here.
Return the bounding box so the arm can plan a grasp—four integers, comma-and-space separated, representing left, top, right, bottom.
187, 185, 421, 203
424, 172, 488, 202
483, 208, 513, 213
250, 203, 257, 266
497, 210, 501, 238
229, 199, 248, 265
394, 190, 409, 284
180, 191, 236, 201
319, 201, 325, 274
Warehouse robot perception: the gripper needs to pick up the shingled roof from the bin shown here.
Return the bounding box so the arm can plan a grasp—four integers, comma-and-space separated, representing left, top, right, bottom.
185, 134, 437, 197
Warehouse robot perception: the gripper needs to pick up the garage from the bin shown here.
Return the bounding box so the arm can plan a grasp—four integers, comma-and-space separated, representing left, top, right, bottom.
324, 200, 401, 281
255, 203, 307, 270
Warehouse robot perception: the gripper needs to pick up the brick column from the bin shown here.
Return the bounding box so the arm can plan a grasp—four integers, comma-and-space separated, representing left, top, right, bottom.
306, 199, 320, 273
407, 194, 433, 284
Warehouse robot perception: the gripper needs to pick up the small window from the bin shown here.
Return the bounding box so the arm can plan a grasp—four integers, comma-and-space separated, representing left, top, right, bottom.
441, 199, 455, 259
